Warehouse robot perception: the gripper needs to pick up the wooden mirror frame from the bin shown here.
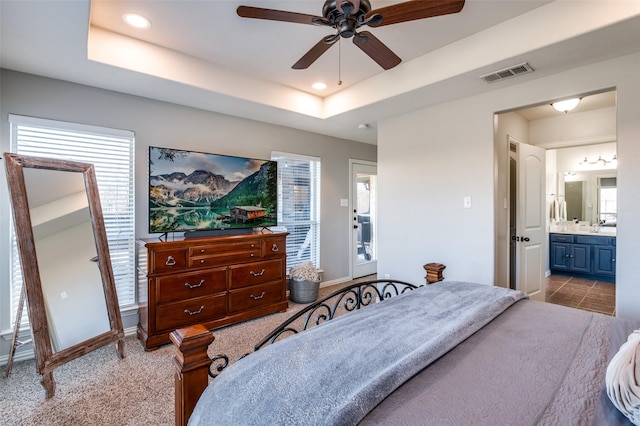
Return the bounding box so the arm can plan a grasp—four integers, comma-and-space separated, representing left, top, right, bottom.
3, 153, 125, 398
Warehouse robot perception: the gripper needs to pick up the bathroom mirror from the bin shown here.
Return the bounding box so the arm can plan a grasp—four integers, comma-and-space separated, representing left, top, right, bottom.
559, 169, 617, 226
3, 153, 124, 398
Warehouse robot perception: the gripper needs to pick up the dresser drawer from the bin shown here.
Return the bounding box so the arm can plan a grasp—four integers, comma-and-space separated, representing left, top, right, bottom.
156, 294, 227, 332
229, 259, 283, 289
262, 237, 286, 258
155, 268, 227, 303
190, 240, 260, 256
151, 248, 188, 273
190, 248, 261, 267
228, 281, 283, 313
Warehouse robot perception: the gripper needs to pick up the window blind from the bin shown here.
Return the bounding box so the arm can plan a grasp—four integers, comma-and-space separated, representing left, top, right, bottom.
271, 152, 321, 273
8, 115, 136, 325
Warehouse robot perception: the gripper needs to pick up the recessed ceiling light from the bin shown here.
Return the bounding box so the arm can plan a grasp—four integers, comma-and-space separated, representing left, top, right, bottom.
123, 13, 151, 29
312, 82, 327, 90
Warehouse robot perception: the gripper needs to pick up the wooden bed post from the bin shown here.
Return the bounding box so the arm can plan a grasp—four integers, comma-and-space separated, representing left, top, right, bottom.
170, 325, 214, 426
423, 262, 446, 284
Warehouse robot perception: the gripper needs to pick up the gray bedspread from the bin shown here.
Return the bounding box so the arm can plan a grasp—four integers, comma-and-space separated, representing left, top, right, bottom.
362, 298, 639, 426
189, 281, 526, 426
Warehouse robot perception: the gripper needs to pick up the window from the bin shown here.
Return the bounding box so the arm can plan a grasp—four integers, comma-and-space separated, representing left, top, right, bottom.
8, 115, 135, 326
271, 152, 321, 273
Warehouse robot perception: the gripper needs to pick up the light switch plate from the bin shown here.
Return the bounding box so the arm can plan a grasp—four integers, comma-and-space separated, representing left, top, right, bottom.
464, 196, 472, 209
340, 198, 349, 207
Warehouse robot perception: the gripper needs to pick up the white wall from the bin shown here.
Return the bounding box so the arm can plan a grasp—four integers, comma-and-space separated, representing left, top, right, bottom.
377, 52, 640, 321
378, 99, 496, 285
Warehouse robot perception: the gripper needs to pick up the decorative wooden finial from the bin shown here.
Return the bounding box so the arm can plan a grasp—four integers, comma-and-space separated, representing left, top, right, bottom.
423, 262, 446, 284
171, 325, 214, 426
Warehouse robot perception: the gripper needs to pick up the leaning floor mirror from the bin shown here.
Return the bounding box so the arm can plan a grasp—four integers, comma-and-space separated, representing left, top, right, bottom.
3, 153, 125, 398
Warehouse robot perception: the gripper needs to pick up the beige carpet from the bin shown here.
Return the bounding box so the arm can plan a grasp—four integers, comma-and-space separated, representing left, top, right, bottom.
0, 279, 369, 425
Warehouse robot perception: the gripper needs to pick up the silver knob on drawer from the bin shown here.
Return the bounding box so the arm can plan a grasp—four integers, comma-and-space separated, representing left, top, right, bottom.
165, 256, 176, 266
200, 259, 205, 264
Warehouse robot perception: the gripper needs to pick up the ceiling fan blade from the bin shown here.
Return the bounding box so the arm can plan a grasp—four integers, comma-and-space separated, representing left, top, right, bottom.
367, 0, 465, 27
237, 6, 328, 26
292, 37, 338, 70
352, 31, 401, 70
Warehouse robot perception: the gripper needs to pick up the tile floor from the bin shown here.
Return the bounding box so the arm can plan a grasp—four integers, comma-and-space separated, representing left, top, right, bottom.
545, 274, 616, 316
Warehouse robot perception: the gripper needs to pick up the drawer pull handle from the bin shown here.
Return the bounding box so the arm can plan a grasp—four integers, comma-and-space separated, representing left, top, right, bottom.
200, 249, 205, 253
271, 244, 279, 252
250, 292, 266, 300
250, 269, 266, 277
184, 279, 205, 289
184, 306, 204, 316
165, 256, 176, 266
200, 259, 206, 264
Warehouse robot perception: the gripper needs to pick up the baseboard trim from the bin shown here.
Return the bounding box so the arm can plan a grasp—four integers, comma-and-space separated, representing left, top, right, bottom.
319, 276, 352, 288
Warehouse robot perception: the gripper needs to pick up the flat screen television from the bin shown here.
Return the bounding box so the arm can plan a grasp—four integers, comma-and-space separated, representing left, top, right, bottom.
148, 146, 277, 235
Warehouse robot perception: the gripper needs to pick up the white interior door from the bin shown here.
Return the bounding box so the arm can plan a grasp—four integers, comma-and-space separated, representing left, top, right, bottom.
514, 139, 546, 301
351, 161, 377, 278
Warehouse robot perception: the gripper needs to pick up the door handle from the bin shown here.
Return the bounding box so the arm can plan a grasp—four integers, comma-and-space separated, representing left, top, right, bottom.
511, 236, 519, 241
353, 225, 358, 229
522, 237, 530, 242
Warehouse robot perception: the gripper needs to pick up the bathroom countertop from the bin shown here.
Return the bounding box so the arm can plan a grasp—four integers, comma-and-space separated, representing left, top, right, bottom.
549, 225, 616, 236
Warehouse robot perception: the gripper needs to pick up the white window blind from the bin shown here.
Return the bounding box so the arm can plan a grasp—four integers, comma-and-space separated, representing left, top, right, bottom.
271, 152, 321, 273
8, 115, 136, 325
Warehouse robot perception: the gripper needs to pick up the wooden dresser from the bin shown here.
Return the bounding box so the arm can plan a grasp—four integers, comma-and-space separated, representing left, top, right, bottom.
136, 232, 288, 350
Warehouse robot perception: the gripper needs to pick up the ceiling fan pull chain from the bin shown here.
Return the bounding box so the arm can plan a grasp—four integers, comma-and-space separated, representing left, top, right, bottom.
338, 38, 342, 86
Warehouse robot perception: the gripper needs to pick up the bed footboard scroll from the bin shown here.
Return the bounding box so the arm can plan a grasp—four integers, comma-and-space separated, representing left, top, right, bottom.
170, 325, 214, 426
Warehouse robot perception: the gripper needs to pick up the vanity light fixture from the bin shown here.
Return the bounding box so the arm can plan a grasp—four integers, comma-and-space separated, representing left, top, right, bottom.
579, 155, 617, 166
123, 13, 151, 29
551, 98, 581, 113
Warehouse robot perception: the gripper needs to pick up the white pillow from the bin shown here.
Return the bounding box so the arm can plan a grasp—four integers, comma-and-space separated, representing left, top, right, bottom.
606, 329, 640, 425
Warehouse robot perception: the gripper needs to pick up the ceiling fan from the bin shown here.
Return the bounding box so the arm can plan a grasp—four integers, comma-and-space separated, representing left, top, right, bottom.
237, 0, 466, 70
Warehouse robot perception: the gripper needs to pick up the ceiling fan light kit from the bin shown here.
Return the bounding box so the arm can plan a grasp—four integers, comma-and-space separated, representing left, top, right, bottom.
237, 0, 465, 71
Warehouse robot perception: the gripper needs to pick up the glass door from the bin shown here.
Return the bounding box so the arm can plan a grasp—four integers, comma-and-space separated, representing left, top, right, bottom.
351, 161, 377, 278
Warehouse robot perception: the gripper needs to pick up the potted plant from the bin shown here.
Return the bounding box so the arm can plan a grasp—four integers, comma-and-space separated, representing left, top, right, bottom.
288, 261, 321, 303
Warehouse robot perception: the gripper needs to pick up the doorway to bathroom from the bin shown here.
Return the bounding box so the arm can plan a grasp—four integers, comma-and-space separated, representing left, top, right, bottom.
495, 89, 617, 314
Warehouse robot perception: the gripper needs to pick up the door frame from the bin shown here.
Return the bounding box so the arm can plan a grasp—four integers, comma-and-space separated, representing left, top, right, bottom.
349, 159, 377, 279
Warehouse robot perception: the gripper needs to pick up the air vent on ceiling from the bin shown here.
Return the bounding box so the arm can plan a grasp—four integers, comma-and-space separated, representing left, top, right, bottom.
480, 63, 534, 83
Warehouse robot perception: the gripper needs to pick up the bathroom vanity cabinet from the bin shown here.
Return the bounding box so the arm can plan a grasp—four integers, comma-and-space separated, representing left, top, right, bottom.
549, 233, 616, 280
